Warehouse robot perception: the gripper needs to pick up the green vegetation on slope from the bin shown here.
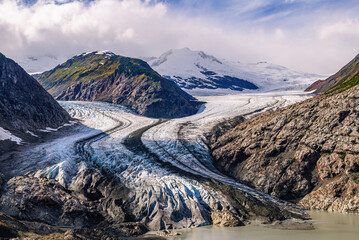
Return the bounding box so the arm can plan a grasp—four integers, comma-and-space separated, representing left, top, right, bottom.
37, 52, 163, 92
316, 54, 359, 94
326, 72, 359, 94
38, 53, 118, 89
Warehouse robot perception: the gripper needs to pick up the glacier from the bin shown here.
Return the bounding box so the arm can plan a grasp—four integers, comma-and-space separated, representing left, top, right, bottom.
0, 92, 314, 232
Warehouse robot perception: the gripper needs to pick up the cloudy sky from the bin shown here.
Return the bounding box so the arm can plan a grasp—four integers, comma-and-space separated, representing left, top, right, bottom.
0, 0, 358, 74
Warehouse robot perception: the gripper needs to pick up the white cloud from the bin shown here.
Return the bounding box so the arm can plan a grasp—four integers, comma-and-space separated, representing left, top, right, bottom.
319, 18, 359, 40
0, 0, 358, 74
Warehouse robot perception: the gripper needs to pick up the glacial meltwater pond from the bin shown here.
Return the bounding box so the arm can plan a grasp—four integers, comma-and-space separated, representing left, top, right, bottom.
170, 211, 359, 240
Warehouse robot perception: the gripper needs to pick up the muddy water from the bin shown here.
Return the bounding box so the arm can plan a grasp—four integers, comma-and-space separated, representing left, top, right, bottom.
172, 211, 359, 240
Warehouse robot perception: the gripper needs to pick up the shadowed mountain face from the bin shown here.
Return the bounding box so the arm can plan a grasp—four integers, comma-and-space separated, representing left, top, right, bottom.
0, 52, 70, 135
208, 56, 359, 214
306, 54, 359, 94
36, 51, 200, 118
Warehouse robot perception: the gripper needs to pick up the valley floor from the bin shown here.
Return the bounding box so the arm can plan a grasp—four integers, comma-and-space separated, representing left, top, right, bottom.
0, 91, 314, 237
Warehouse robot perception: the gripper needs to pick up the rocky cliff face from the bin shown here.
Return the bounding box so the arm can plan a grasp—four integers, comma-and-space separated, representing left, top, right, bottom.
36, 51, 199, 118
0, 53, 70, 147
208, 59, 359, 214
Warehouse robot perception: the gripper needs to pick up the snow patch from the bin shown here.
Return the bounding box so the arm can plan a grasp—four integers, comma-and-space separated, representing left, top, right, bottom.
0, 127, 22, 144
82, 52, 92, 56
29, 71, 43, 75
26, 130, 38, 137
38, 121, 77, 133
95, 50, 115, 56
39, 127, 58, 133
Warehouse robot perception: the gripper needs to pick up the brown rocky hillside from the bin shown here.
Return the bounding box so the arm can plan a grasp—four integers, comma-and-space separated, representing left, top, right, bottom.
208, 57, 359, 213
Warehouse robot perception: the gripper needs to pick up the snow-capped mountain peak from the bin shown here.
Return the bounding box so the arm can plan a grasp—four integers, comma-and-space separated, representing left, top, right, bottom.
147, 48, 259, 92
147, 48, 326, 94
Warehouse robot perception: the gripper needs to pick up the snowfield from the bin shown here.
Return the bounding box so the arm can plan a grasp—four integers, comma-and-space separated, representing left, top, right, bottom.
0, 91, 314, 229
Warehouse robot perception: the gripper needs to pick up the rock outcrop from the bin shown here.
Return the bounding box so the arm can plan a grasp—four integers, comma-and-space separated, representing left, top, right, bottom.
0, 212, 163, 240
0, 168, 153, 239
208, 57, 359, 213
36, 51, 200, 118
0, 52, 70, 149
0, 169, 127, 228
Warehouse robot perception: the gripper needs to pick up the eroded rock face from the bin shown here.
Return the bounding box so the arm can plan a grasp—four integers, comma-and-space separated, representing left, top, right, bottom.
208, 86, 359, 213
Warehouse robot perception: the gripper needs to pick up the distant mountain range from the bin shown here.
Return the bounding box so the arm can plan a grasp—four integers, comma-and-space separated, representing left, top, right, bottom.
146, 48, 325, 93
16, 48, 325, 93
35, 51, 200, 118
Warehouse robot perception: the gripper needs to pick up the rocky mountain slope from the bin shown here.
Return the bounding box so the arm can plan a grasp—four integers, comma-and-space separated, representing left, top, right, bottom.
208, 56, 359, 214
0, 53, 70, 150
147, 48, 324, 93
36, 51, 199, 118
306, 54, 359, 94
